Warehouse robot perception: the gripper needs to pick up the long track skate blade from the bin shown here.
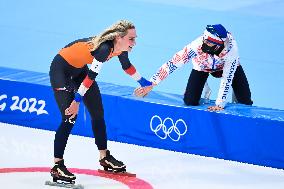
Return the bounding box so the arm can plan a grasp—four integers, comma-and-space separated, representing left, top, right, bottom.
45, 180, 84, 189
98, 169, 136, 177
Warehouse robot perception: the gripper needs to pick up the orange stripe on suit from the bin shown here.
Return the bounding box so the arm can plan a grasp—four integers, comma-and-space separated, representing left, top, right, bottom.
59, 42, 94, 68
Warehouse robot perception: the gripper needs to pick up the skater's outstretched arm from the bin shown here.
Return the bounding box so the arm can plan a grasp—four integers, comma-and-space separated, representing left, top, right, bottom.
134, 43, 195, 97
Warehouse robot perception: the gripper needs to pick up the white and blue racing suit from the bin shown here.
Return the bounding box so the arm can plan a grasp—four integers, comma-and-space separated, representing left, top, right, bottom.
150, 32, 252, 108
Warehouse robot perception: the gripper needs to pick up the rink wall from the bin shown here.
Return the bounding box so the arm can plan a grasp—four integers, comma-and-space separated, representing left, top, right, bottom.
0, 66, 284, 169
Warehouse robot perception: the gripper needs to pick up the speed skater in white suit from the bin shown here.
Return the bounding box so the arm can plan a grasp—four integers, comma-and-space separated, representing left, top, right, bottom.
135, 24, 253, 111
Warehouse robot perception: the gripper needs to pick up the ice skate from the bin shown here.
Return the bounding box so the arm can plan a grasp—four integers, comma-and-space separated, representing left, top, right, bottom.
99, 150, 126, 172
98, 150, 136, 177
45, 160, 84, 189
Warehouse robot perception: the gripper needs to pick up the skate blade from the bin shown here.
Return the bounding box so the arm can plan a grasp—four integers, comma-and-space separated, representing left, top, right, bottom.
45, 180, 84, 189
98, 169, 136, 177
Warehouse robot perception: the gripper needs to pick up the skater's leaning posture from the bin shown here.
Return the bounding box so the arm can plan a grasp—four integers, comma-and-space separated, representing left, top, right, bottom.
135, 24, 253, 111
49, 20, 152, 183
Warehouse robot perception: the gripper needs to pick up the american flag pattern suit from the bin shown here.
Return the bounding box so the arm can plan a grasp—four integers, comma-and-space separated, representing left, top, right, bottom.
150, 32, 240, 108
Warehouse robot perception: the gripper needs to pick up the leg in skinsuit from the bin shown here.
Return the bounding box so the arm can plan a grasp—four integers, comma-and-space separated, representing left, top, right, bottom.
49, 55, 79, 182
82, 79, 126, 172
184, 69, 209, 106
231, 65, 253, 105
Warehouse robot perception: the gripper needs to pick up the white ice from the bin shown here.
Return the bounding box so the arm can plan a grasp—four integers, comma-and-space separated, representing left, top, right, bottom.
0, 122, 284, 189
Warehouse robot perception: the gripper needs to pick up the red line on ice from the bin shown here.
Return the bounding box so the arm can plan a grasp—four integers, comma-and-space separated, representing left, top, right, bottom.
0, 167, 153, 189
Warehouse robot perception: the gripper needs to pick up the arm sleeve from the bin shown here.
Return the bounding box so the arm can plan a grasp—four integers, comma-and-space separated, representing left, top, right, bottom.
150, 44, 196, 85
75, 43, 110, 101
118, 51, 142, 81
215, 41, 239, 108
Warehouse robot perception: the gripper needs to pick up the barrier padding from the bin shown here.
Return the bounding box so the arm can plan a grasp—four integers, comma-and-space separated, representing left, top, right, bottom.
0, 66, 284, 169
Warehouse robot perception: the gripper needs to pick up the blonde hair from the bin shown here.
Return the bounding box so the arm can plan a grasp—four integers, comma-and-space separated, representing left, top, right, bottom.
88, 20, 135, 51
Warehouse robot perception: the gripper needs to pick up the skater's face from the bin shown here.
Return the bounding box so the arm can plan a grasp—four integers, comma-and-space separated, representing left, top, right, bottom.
115, 29, 137, 52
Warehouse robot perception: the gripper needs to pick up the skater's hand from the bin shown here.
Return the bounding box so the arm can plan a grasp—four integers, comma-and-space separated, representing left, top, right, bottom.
65, 100, 80, 119
134, 84, 154, 98
207, 105, 224, 111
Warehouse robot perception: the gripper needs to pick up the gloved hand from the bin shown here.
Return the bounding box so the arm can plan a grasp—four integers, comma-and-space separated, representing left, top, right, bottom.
137, 77, 152, 87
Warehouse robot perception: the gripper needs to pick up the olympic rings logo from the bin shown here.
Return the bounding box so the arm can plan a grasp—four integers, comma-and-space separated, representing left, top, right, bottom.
150, 115, 188, 142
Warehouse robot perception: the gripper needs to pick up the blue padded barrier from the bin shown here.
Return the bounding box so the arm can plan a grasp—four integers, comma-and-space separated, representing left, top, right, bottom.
0, 66, 284, 169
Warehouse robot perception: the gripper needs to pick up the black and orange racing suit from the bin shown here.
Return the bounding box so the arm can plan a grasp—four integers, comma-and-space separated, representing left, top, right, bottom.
49, 38, 149, 159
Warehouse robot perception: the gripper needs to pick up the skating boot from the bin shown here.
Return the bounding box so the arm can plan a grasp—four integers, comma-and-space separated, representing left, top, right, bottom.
98, 150, 136, 177
99, 150, 126, 173
50, 159, 76, 182
45, 159, 83, 189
